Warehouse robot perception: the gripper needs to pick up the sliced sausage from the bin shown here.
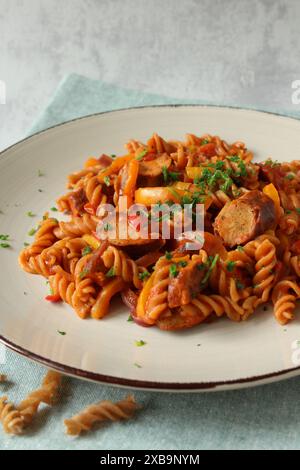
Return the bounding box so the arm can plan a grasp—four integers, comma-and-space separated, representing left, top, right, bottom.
98, 154, 114, 168
138, 154, 172, 186
214, 190, 276, 247
69, 188, 87, 215
167, 258, 208, 308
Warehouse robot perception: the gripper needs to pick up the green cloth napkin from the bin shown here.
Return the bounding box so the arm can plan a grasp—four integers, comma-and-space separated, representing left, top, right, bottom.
1, 74, 300, 450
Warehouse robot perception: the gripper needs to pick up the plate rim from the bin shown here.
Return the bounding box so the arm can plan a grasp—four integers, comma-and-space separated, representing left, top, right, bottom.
1, 103, 300, 391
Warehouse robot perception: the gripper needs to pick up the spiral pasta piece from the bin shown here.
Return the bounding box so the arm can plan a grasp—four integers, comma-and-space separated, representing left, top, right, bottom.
64, 395, 140, 436
144, 257, 173, 323
54, 214, 98, 239
253, 239, 277, 302
0, 397, 24, 435
18, 370, 62, 426
189, 294, 245, 322
272, 279, 300, 325
102, 246, 145, 289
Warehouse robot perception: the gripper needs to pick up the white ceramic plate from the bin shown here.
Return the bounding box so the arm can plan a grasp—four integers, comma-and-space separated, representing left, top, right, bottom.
1, 105, 300, 392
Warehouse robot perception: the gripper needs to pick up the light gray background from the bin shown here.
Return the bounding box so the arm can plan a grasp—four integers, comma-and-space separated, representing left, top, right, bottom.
0, 0, 300, 151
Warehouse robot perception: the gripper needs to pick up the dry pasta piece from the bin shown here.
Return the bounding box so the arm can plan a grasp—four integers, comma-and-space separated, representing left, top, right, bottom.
18, 370, 62, 426
64, 395, 140, 436
0, 397, 25, 435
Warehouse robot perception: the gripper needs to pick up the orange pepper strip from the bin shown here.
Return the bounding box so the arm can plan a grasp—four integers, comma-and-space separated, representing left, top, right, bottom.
122, 159, 139, 199
263, 183, 281, 220
98, 155, 134, 183
136, 274, 155, 324
85, 157, 99, 168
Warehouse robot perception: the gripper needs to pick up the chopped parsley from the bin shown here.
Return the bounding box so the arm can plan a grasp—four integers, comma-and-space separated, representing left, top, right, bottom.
23, 242, 30, 247
236, 280, 245, 290
162, 166, 180, 184
0, 234, 9, 241
135, 340, 147, 347
111, 154, 116, 158
57, 331, 66, 336
201, 254, 219, 285
106, 267, 116, 278
28, 228, 37, 236
201, 139, 210, 145
285, 210, 292, 215
134, 362, 142, 368
236, 245, 244, 252
127, 315, 134, 322
136, 149, 148, 160
38, 189, 43, 193
263, 159, 279, 168
165, 251, 172, 261
226, 261, 236, 272
79, 269, 89, 280
285, 173, 295, 180
103, 223, 112, 232
26, 211, 36, 217
177, 260, 188, 268
296, 208, 300, 215
0, 243, 10, 248
138, 271, 150, 281
104, 176, 111, 187
50, 207, 58, 212
169, 264, 179, 278
82, 246, 92, 256
38, 170, 44, 177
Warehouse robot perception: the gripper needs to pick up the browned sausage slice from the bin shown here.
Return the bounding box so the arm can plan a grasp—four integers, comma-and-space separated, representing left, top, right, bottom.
214, 190, 276, 247
138, 154, 172, 186
168, 258, 208, 308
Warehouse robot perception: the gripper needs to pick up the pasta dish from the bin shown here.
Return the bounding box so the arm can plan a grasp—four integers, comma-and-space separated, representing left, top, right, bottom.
19, 133, 300, 330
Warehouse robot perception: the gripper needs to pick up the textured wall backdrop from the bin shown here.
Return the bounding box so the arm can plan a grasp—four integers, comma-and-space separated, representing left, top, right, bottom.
0, 0, 299, 150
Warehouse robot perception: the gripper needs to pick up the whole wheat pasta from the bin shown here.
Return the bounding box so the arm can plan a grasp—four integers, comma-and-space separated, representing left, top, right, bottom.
0, 397, 24, 435
17, 370, 62, 426
64, 395, 140, 436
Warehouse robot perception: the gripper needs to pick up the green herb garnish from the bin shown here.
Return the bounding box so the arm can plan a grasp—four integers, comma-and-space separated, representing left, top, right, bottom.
136, 149, 148, 160
285, 173, 295, 180
82, 246, 92, 256
57, 331, 66, 336
162, 166, 180, 184
38, 170, 44, 177
127, 315, 133, 322
28, 228, 37, 236
165, 251, 172, 261
106, 267, 116, 278
226, 261, 236, 272
50, 207, 58, 212
0, 234, 9, 241
26, 211, 36, 217
236, 280, 245, 290
178, 260, 188, 268
169, 264, 179, 278
0, 243, 10, 248
201, 254, 219, 285
79, 269, 89, 280
134, 362, 142, 368
104, 223, 112, 232
23, 242, 30, 247
138, 271, 150, 281
104, 176, 111, 187
237, 245, 244, 252
135, 340, 147, 347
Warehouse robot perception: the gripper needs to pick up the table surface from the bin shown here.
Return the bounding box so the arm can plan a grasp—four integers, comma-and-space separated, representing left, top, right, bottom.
1, 0, 300, 151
